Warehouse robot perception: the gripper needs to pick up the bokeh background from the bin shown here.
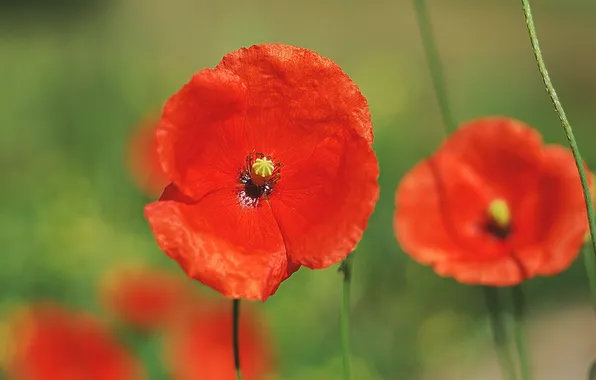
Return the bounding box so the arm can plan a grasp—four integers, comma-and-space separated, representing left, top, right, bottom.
2, 0, 596, 379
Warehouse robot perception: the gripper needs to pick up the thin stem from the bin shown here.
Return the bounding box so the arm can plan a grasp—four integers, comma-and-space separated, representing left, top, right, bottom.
339, 254, 354, 380
519, 0, 596, 310
511, 285, 532, 380
412, 0, 456, 133
232, 299, 243, 380
588, 359, 596, 380
483, 287, 518, 380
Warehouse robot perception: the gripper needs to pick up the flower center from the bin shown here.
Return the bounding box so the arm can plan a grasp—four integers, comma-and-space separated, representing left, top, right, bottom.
238, 152, 282, 208
485, 198, 511, 239
251, 157, 275, 186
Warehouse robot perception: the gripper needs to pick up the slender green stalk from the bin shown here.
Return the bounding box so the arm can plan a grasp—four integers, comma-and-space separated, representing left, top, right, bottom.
511, 286, 532, 380
519, 0, 596, 310
588, 359, 596, 379
339, 254, 354, 380
483, 287, 518, 380
232, 299, 243, 380
412, 0, 456, 133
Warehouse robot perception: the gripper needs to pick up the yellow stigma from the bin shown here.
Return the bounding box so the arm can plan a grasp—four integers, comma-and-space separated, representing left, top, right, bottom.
252, 157, 275, 178
488, 198, 510, 228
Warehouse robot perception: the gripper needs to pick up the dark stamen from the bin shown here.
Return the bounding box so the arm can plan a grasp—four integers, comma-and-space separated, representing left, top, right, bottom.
237, 152, 281, 208
484, 219, 511, 240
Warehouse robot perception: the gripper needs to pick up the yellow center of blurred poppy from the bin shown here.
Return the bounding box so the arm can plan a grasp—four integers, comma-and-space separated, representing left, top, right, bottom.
488, 198, 510, 228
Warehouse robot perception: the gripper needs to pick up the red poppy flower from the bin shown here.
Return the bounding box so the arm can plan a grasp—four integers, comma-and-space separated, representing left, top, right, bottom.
5, 303, 144, 380
395, 117, 590, 285
144, 44, 379, 301
127, 117, 169, 197
100, 265, 193, 331
163, 303, 274, 380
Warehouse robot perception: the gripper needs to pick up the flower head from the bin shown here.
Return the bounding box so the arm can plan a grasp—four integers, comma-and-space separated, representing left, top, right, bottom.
395, 117, 590, 285
145, 44, 379, 300
4, 303, 144, 380
100, 265, 193, 331
126, 117, 169, 197
163, 303, 274, 380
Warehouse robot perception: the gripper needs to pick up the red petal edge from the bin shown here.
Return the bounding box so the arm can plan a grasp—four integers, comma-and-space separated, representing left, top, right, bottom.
145, 184, 299, 301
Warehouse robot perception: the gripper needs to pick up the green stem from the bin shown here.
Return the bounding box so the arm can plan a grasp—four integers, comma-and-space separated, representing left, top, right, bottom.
519, 0, 596, 310
588, 359, 596, 380
483, 287, 518, 380
511, 285, 532, 380
233, 299, 243, 380
339, 254, 354, 380
412, 0, 457, 133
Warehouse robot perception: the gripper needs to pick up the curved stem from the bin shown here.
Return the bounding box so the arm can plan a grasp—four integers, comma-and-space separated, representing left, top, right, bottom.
483, 287, 518, 380
339, 254, 354, 380
232, 299, 243, 380
412, 0, 456, 133
511, 285, 532, 380
519, 0, 596, 310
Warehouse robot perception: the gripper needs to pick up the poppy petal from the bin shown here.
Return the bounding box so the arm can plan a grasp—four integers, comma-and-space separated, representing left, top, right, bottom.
439, 117, 543, 203
516, 146, 588, 276
145, 186, 293, 301
269, 128, 379, 268
217, 44, 373, 145
126, 118, 169, 197
433, 256, 524, 286
165, 304, 274, 380
396, 116, 588, 285
396, 152, 510, 259
156, 68, 250, 201
159, 182, 196, 205
395, 152, 528, 284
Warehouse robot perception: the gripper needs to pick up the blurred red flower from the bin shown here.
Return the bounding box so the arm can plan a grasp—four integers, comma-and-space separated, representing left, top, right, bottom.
100, 265, 193, 331
5, 303, 144, 380
164, 303, 273, 380
127, 117, 169, 197
395, 117, 590, 285
145, 43, 379, 301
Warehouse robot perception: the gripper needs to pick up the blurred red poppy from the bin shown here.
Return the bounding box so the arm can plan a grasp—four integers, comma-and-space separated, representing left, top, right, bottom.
163, 303, 273, 380
127, 117, 169, 197
5, 303, 144, 380
395, 117, 590, 285
144, 44, 379, 301
100, 265, 193, 331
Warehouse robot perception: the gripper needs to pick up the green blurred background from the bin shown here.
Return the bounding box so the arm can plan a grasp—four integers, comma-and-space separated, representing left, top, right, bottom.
2, 0, 596, 379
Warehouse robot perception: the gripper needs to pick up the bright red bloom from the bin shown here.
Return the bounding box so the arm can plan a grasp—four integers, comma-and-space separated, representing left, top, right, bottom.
145, 44, 379, 301
127, 117, 169, 197
5, 304, 144, 380
100, 265, 193, 331
163, 303, 273, 380
395, 117, 590, 285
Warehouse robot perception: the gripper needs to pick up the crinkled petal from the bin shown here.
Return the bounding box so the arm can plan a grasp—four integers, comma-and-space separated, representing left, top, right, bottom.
156, 68, 250, 200
145, 185, 294, 301
269, 128, 379, 268
217, 43, 373, 145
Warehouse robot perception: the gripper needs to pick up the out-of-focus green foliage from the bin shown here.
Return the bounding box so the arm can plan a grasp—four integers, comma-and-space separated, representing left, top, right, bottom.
2, 0, 596, 378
